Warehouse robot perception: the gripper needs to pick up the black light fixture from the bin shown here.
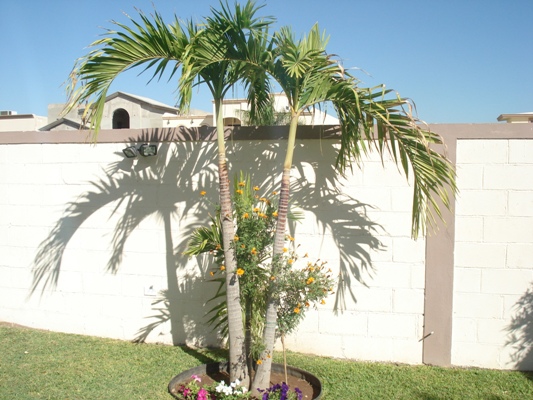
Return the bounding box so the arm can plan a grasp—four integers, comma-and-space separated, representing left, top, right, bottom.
139, 143, 157, 157
122, 146, 138, 158
122, 144, 158, 158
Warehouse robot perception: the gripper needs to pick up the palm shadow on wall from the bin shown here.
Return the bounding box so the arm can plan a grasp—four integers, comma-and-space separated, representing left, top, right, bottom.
30, 126, 382, 345
506, 283, 533, 372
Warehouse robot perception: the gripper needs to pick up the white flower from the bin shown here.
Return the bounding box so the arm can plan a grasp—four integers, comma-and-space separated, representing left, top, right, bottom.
223, 386, 233, 395
215, 382, 226, 393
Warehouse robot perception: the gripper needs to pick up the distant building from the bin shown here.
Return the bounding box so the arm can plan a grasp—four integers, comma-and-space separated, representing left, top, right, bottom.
497, 112, 533, 123
0, 91, 338, 132
0, 112, 47, 132
44, 91, 181, 131
216, 93, 339, 126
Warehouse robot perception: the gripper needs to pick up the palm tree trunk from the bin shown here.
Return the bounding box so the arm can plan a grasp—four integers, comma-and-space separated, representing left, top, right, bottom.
252, 115, 299, 392
215, 100, 249, 387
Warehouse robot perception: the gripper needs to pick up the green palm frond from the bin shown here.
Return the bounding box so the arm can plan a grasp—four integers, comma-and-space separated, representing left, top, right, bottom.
64, 9, 188, 136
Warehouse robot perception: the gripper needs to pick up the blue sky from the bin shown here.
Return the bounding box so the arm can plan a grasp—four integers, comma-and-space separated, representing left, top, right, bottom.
1, 0, 531, 123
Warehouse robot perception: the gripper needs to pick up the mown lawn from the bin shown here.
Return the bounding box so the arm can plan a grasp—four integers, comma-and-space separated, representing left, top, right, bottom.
1, 323, 532, 399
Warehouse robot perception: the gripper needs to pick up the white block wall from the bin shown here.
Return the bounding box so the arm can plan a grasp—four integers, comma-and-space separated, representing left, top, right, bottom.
0, 139, 425, 364
453, 139, 533, 369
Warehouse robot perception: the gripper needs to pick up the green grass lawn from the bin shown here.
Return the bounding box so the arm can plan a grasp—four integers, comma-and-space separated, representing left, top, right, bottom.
1, 323, 532, 399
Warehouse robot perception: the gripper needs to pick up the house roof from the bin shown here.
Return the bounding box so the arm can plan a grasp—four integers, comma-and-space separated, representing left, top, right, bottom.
39, 118, 87, 131
497, 112, 533, 122
106, 91, 179, 114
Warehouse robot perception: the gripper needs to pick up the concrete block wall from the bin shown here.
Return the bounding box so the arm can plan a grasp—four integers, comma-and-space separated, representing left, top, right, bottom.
0, 135, 425, 364
2, 124, 533, 369
453, 138, 533, 369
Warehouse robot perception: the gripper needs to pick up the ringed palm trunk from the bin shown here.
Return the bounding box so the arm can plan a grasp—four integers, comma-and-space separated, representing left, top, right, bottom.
215, 100, 249, 387
253, 114, 299, 391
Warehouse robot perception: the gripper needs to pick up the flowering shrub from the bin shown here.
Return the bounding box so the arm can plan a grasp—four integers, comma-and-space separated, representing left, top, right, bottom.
185, 173, 334, 391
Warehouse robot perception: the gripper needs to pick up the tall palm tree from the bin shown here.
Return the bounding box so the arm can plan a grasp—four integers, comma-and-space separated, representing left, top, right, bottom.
251, 24, 457, 390
63, 1, 273, 386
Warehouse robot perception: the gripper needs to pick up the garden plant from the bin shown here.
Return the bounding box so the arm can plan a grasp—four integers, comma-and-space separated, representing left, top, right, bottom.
63, 0, 456, 396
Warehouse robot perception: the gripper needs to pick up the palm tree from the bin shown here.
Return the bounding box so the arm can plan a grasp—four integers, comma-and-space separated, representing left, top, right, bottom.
250, 24, 457, 390
63, 1, 273, 386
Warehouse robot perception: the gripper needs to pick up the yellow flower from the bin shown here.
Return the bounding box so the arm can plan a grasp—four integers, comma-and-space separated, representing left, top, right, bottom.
215, 244, 221, 250
270, 276, 276, 281
234, 235, 239, 241
272, 211, 278, 218
241, 244, 245, 249
209, 271, 215, 276
306, 277, 315, 285
272, 191, 278, 195
253, 186, 260, 191
253, 207, 260, 213
200, 190, 206, 196
259, 197, 267, 202
288, 259, 294, 265
304, 253, 309, 258
305, 301, 310, 307
287, 235, 295, 242
251, 248, 257, 255
236, 189, 243, 195
238, 181, 245, 187
321, 299, 326, 305
294, 307, 301, 314
220, 265, 226, 271
256, 359, 263, 365
282, 247, 288, 253
237, 268, 245, 276
243, 212, 249, 219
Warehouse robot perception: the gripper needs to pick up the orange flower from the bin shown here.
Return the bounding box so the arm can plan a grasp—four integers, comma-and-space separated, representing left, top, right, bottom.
270, 276, 276, 281
306, 277, 315, 285
200, 190, 206, 196
215, 244, 221, 250
294, 307, 301, 314
305, 301, 310, 307
209, 271, 215, 276
256, 359, 263, 365
237, 268, 245, 276
220, 265, 226, 271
